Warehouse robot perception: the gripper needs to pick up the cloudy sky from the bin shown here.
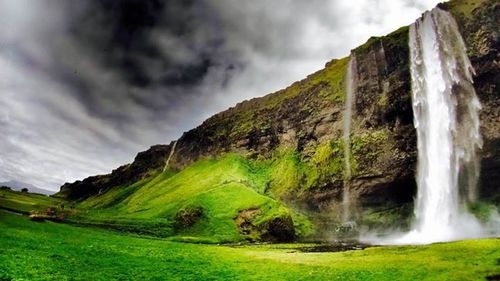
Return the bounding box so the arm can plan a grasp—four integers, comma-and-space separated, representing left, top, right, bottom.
0, 0, 441, 191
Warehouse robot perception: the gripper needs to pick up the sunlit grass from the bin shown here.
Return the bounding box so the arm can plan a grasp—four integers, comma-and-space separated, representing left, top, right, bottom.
1, 211, 498, 281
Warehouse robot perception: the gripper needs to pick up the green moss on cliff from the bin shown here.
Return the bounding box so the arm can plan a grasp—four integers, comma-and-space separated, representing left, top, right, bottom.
248, 141, 347, 195
267, 149, 303, 196
312, 57, 350, 103
263, 56, 350, 108
351, 129, 391, 176
204, 56, 349, 139
354, 25, 409, 57
446, 0, 488, 18
310, 139, 345, 181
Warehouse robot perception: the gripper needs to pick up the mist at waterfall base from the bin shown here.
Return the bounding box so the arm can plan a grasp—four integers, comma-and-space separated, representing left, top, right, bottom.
359, 8, 500, 245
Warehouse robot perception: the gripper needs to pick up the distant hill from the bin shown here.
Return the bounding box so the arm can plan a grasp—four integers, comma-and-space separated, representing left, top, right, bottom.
0, 180, 54, 195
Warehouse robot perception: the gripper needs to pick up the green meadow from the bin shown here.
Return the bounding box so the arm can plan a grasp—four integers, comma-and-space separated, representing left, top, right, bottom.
1, 211, 499, 281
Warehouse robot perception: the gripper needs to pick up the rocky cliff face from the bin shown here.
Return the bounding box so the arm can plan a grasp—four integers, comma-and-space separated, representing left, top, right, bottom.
58, 0, 499, 211
448, 0, 500, 201
164, 25, 422, 217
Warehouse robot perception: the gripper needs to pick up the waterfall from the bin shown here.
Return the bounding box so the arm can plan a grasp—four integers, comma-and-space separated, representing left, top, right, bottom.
342, 55, 357, 223
163, 141, 177, 172
398, 7, 483, 244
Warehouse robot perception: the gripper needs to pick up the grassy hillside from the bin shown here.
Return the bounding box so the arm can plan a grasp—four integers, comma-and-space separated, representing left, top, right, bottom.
0, 189, 64, 214
1, 211, 499, 281
71, 154, 315, 242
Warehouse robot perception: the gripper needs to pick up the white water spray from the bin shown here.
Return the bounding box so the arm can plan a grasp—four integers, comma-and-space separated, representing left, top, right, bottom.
396, 7, 484, 244
163, 141, 177, 172
342, 56, 357, 223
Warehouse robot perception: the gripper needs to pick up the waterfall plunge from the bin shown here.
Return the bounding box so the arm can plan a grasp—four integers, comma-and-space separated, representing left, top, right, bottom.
342, 56, 357, 223
397, 7, 484, 244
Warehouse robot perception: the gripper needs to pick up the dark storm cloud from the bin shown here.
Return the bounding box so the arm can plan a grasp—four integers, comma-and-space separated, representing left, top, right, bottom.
0, 0, 440, 190
68, 0, 219, 88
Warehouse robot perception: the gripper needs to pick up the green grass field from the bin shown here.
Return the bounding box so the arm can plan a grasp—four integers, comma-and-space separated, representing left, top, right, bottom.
1, 211, 499, 281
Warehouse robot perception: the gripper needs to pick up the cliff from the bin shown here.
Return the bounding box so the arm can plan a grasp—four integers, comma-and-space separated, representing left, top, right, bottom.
55, 0, 499, 240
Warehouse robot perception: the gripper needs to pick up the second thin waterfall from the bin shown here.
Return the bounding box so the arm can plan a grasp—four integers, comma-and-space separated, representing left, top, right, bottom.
163, 141, 178, 172
342, 55, 357, 223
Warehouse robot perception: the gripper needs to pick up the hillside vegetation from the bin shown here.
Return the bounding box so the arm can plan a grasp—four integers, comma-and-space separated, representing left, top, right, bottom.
72, 154, 315, 242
